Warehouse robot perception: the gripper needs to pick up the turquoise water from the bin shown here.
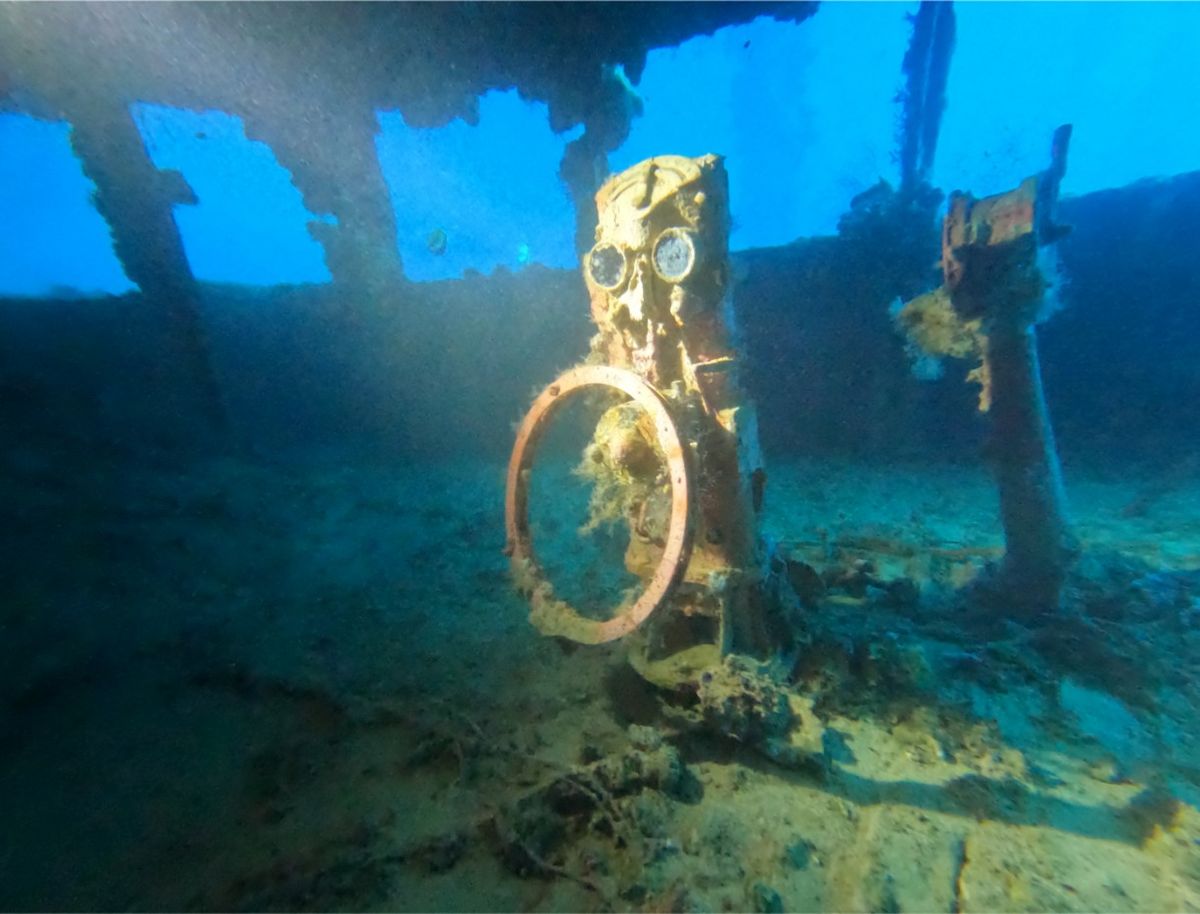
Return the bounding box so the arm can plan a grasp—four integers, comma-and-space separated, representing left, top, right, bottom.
1, 3, 1199, 911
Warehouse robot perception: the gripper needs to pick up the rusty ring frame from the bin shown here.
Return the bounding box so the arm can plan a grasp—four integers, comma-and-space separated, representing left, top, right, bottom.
504, 365, 694, 645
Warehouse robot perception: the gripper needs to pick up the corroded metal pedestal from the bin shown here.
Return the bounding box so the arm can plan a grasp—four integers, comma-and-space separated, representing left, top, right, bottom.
895, 126, 1078, 615
505, 155, 796, 688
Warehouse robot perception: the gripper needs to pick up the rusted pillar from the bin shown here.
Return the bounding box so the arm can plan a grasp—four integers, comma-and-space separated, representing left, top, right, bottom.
67, 101, 226, 433
557, 65, 644, 257
895, 126, 1078, 616
243, 109, 404, 294
898, 1, 956, 191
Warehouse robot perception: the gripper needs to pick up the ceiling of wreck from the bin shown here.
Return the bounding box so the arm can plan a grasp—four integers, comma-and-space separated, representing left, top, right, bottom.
0, 1, 817, 294
0, 2, 814, 129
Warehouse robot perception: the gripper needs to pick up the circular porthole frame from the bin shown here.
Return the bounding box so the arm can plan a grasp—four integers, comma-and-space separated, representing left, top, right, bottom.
504, 365, 693, 645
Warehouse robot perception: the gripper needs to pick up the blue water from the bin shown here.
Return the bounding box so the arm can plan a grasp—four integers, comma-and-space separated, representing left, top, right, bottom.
4, 3, 1198, 295
2, 3, 1200, 911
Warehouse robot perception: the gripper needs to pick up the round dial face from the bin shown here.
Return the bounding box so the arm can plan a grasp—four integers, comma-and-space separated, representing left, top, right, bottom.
588, 242, 627, 289
652, 228, 696, 282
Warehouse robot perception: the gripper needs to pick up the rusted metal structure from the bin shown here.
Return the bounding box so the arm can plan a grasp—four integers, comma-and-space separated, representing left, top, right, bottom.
896, 125, 1078, 615
506, 154, 795, 686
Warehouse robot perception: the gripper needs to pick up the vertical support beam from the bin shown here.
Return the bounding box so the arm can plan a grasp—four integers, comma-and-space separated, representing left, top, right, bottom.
557, 66, 643, 256
243, 108, 404, 296
986, 317, 1076, 613
67, 101, 227, 434
900, 126, 1078, 617
560, 132, 610, 257
898, 1, 956, 190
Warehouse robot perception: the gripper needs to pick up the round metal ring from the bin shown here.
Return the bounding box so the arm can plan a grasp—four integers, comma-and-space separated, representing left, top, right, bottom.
504, 365, 693, 645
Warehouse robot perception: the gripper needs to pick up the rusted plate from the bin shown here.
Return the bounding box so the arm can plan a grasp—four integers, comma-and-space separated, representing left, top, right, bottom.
942, 178, 1038, 290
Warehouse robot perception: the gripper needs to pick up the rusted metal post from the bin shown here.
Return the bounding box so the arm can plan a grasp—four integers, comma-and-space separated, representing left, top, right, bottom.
557, 65, 644, 257
243, 110, 404, 295
898, 0, 956, 190
67, 101, 227, 434
897, 126, 1078, 616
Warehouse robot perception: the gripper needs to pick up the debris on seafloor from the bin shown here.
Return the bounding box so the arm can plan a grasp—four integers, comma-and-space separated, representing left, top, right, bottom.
485, 725, 704, 904
651, 654, 826, 774
1119, 785, 1185, 847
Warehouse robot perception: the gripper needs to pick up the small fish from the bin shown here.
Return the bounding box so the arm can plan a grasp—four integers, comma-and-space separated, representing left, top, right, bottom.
516, 242, 531, 265
427, 227, 448, 256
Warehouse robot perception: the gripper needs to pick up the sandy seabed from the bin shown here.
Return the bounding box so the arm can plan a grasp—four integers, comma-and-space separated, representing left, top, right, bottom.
2, 445, 1199, 912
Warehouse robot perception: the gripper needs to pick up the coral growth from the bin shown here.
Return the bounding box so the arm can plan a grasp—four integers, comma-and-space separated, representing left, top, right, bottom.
893, 286, 991, 411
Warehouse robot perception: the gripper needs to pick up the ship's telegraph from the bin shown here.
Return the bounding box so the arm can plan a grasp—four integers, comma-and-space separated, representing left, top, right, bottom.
504, 155, 793, 685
